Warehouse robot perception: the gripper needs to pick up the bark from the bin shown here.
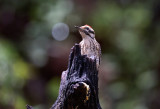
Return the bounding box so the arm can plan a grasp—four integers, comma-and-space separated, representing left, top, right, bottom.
26, 44, 102, 109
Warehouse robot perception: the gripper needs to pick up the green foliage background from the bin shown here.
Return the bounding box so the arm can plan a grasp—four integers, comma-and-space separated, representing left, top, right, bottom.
0, 0, 160, 109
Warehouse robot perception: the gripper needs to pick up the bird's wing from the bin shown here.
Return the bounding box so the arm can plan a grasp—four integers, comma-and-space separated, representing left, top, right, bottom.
98, 43, 101, 65
96, 41, 101, 65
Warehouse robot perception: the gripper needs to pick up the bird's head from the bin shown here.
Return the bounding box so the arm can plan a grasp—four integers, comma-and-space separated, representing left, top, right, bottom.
75, 25, 95, 39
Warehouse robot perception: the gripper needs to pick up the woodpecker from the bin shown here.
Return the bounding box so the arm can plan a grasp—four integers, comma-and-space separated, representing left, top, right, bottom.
75, 25, 101, 69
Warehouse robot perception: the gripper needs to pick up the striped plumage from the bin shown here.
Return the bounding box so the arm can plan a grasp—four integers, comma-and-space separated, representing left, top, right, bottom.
75, 25, 101, 69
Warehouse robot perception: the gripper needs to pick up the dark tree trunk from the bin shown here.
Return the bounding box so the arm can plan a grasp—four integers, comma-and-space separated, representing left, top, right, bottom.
26, 44, 102, 109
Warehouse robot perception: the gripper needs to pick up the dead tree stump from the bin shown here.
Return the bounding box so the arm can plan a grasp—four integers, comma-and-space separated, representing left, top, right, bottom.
26, 44, 102, 109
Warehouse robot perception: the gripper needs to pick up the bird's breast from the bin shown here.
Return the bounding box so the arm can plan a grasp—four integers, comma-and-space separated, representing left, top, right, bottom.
79, 38, 101, 69
80, 40, 97, 58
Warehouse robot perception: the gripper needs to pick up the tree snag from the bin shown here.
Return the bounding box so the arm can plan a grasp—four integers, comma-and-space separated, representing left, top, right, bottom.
26, 44, 102, 109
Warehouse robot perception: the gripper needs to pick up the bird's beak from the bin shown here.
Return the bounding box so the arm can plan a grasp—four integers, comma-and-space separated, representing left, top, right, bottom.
75, 26, 80, 28
75, 26, 84, 32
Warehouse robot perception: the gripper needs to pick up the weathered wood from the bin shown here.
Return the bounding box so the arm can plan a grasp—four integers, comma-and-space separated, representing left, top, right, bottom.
26, 44, 102, 109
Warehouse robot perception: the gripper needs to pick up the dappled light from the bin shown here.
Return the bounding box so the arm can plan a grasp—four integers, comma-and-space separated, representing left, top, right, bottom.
52, 23, 69, 41
0, 0, 160, 109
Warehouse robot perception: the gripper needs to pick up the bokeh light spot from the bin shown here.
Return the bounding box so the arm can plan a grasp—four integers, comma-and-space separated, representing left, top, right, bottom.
52, 23, 69, 41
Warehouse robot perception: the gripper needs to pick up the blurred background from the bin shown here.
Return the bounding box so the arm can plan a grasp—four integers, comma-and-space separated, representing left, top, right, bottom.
0, 0, 160, 109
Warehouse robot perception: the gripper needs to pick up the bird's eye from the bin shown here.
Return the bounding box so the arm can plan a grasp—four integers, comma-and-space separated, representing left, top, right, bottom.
86, 27, 89, 30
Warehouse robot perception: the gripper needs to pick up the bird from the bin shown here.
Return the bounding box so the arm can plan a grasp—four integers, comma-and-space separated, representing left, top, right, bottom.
75, 25, 101, 69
